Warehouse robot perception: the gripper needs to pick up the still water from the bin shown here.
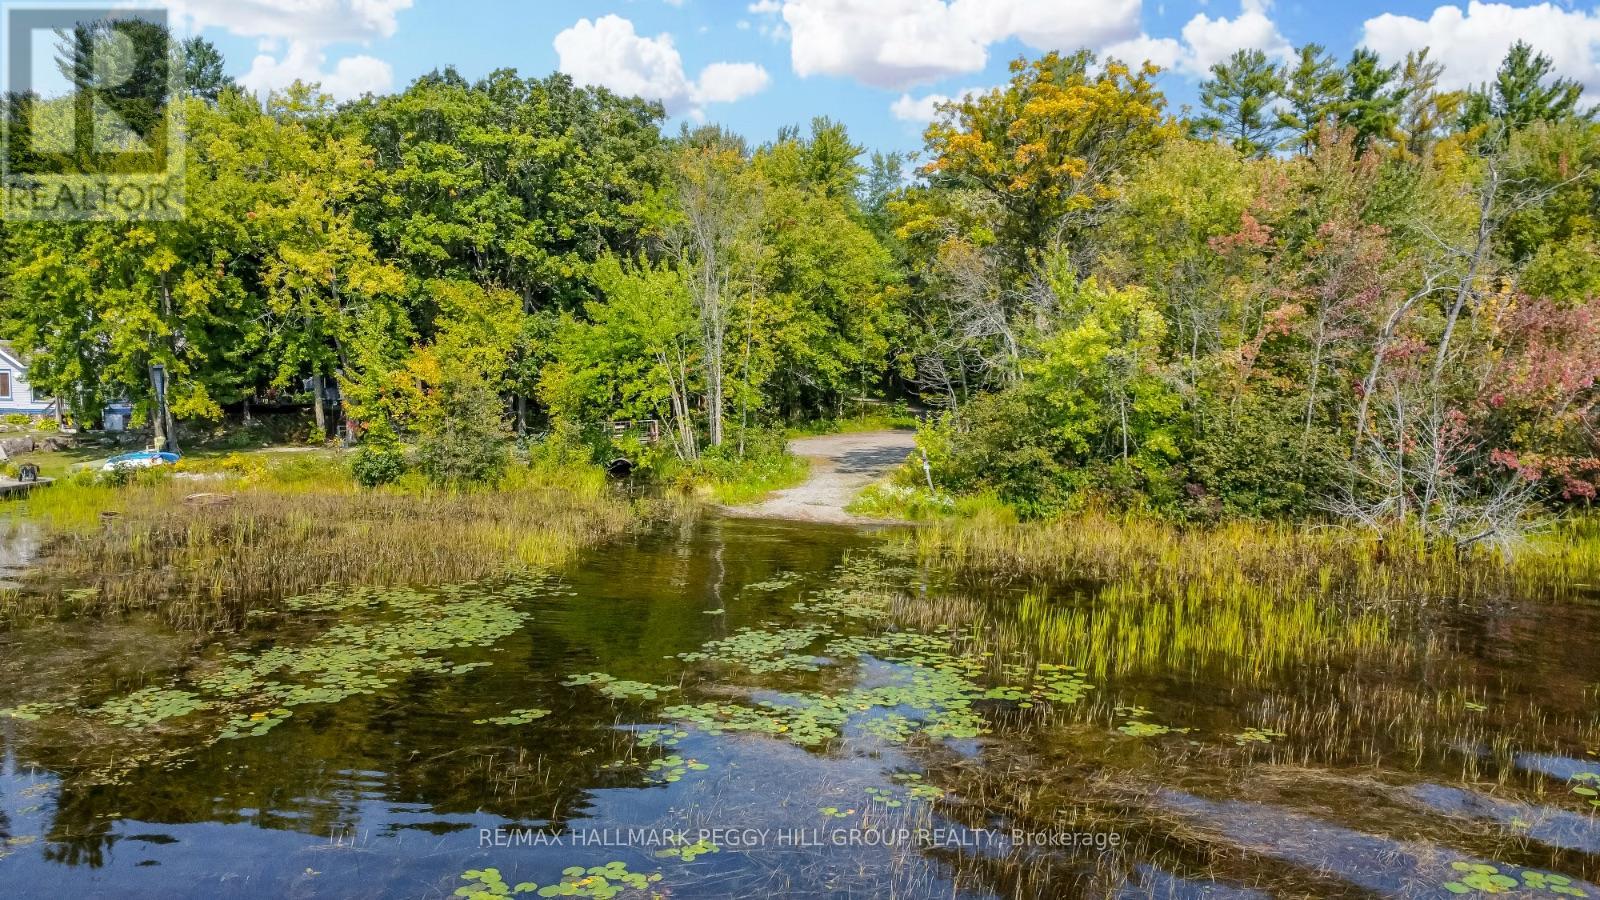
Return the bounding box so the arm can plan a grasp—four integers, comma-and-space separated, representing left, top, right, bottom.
1, 514, 1599, 898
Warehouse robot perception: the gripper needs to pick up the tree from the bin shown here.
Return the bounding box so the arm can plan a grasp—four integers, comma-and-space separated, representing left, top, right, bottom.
543, 256, 701, 459
1394, 48, 1462, 162
1461, 41, 1586, 134
1341, 49, 1407, 151
670, 139, 762, 449
920, 51, 1174, 266
1277, 44, 1345, 153
1195, 49, 1284, 157
181, 37, 235, 102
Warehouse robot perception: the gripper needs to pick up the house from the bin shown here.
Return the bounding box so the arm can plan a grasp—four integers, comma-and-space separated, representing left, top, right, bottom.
0, 343, 62, 419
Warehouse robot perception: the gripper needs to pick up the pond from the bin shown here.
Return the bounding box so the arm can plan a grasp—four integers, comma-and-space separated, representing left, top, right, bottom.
1, 513, 1599, 898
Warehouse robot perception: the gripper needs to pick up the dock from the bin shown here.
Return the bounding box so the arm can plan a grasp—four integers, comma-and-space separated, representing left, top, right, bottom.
0, 477, 54, 498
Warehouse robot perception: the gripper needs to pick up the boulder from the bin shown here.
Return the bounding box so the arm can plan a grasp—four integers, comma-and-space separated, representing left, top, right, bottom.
0, 437, 35, 457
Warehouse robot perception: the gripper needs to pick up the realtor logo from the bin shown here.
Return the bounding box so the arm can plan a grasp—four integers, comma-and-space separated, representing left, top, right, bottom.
1, 2, 186, 220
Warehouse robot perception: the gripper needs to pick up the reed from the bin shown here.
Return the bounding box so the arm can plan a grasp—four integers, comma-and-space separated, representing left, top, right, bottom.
909, 510, 1600, 607
1, 455, 635, 632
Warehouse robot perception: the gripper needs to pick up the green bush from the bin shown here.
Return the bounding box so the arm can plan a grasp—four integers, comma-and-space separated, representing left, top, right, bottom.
418, 371, 511, 487
1185, 394, 1344, 520
351, 441, 408, 488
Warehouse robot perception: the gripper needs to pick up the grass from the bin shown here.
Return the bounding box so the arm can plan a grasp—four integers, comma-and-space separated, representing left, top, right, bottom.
848, 483, 1018, 524
906, 509, 1600, 608
666, 439, 810, 506
784, 405, 920, 438
1, 452, 635, 632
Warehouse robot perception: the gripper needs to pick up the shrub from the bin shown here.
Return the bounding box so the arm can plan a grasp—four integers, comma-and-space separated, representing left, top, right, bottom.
351, 431, 408, 488
3, 413, 33, 427
1185, 394, 1344, 520
417, 371, 511, 487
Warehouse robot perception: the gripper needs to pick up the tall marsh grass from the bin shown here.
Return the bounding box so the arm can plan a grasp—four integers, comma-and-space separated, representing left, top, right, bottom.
910, 511, 1600, 607
2, 454, 634, 632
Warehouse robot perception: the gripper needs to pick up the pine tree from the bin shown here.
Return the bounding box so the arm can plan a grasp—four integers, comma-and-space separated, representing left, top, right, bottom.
1277, 44, 1345, 153
1195, 49, 1285, 157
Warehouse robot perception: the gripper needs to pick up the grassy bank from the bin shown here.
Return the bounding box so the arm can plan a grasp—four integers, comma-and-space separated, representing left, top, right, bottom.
2, 452, 635, 632
908, 511, 1600, 606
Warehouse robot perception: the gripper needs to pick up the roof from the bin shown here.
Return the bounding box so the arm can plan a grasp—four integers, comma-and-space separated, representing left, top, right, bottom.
0, 342, 26, 372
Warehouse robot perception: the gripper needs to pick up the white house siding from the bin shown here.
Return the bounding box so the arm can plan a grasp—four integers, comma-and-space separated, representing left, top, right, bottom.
0, 344, 59, 417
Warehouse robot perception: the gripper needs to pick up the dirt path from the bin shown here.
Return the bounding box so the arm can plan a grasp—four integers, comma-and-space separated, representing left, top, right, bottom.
724, 430, 918, 525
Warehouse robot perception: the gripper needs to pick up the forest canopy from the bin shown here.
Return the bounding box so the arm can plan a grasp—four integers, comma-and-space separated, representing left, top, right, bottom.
3, 35, 1599, 545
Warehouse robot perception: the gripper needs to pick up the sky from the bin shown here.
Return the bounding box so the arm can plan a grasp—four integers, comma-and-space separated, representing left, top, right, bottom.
179, 0, 1600, 156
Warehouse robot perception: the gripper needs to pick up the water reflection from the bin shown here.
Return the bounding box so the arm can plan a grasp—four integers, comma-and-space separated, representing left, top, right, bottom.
0, 514, 1597, 897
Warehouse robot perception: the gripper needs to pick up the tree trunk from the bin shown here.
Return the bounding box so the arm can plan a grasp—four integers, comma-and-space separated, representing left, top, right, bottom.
310, 374, 328, 439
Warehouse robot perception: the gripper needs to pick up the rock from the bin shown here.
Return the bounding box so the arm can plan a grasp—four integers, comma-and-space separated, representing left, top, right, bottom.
37, 436, 74, 452
0, 437, 35, 457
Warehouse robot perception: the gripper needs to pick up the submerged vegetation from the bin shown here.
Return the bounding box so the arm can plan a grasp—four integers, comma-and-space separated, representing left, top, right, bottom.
1, 453, 632, 631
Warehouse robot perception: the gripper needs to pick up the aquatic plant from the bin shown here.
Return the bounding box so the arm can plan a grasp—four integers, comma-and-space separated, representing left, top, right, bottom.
1115, 706, 1191, 738
97, 687, 211, 729
654, 837, 719, 862
893, 772, 947, 801
645, 754, 710, 783
474, 709, 551, 726
1234, 727, 1287, 745
675, 626, 827, 674
1443, 862, 1587, 896
563, 673, 674, 701
4, 457, 632, 632
6, 577, 552, 770
0, 701, 67, 721
456, 868, 538, 898
744, 572, 801, 592
540, 863, 662, 898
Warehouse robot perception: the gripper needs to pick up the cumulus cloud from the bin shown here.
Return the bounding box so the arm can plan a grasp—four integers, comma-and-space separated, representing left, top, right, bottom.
1102, 34, 1184, 71
240, 41, 394, 100
753, 0, 1140, 90
890, 85, 989, 123
185, 0, 411, 44
1080, 0, 1291, 79
554, 15, 772, 116
1176, 0, 1293, 75
187, 0, 408, 100
694, 62, 773, 103
1361, 2, 1600, 96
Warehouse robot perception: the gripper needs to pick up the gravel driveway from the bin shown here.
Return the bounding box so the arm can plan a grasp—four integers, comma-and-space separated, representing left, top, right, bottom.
723, 430, 918, 525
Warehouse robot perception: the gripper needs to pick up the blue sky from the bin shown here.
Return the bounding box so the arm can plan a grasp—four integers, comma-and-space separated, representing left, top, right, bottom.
184, 0, 1600, 157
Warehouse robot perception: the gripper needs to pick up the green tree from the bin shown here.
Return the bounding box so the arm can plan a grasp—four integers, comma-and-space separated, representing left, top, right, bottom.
1195, 49, 1285, 157
1461, 41, 1587, 133
1341, 49, 1407, 151
1277, 44, 1346, 152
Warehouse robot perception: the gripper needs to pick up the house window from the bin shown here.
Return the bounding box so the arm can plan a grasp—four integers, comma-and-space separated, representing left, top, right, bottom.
0, 371, 11, 401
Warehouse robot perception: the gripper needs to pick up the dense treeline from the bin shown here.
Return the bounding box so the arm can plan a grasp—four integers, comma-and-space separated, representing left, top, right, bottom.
2, 32, 1598, 543
894, 46, 1600, 548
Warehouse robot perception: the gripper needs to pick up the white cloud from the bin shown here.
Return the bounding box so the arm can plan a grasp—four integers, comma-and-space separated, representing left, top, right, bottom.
756, 0, 1140, 90
1102, 34, 1184, 71
1361, 2, 1600, 96
185, 0, 411, 44
890, 85, 988, 123
187, 0, 408, 101
240, 40, 394, 100
554, 15, 771, 116
694, 62, 772, 103
1177, 0, 1293, 76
